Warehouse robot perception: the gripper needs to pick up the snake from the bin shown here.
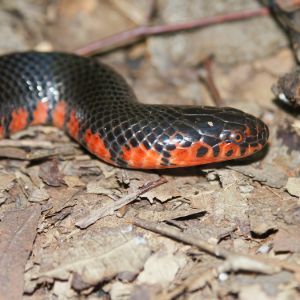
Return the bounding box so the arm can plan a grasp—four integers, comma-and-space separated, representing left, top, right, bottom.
0, 52, 269, 169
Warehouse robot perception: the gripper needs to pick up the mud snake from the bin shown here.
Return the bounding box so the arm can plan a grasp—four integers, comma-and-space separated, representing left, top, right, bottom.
0, 52, 269, 169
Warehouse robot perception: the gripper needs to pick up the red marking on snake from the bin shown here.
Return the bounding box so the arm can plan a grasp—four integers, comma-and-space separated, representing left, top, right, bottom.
168, 142, 209, 167
0, 125, 4, 138
219, 142, 240, 157
245, 126, 252, 136
31, 101, 49, 125
52, 101, 66, 128
84, 129, 111, 162
67, 110, 80, 139
121, 144, 161, 168
9, 108, 29, 133
168, 141, 253, 167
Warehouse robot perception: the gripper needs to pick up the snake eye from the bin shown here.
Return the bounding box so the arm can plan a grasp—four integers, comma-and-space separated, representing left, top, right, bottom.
230, 132, 244, 143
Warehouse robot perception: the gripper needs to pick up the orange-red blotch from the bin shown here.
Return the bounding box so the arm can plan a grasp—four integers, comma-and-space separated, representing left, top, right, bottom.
245, 126, 252, 137
121, 144, 161, 168
169, 141, 227, 167
52, 101, 66, 128
67, 110, 80, 140
31, 101, 49, 125
9, 107, 29, 133
169, 140, 261, 168
84, 129, 111, 163
0, 125, 4, 138
218, 142, 237, 157
168, 142, 210, 167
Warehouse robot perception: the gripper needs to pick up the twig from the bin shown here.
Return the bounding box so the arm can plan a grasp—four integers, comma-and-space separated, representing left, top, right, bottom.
198, 55, 224, 106
134, 218, 229, 258
75, 7, 269, 56
76, 177, 167, 228
133, 218, 300, 274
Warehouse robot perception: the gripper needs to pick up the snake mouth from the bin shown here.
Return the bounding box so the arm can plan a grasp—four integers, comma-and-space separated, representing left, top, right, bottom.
256, 118, 269, 147
237, 117, 269, 159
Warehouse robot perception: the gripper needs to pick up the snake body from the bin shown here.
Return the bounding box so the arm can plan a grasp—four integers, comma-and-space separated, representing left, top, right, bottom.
0, 52, 269, 168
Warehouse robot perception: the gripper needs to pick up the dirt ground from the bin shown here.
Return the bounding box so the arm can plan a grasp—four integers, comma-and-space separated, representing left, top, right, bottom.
0, 1, 300, 299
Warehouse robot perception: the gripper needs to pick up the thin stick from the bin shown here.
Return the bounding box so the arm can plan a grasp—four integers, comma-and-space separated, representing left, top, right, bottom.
198, 55, 224, 107
134, 218, 228, 258
133, 218, 300, 274
75, 7, 269, 56
76, 177, 167, 228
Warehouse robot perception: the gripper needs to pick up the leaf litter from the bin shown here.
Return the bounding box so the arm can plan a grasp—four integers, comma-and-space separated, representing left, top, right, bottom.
0, 1, 300, 299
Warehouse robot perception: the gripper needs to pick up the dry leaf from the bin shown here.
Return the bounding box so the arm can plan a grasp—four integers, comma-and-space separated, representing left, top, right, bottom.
63, 175, 85, 188
110, 282, 133, 300
0, 173, 15, 191
86, 178, 119, 196
285, 177, 300, 197
37, 226, 151, 286
137, 250, 186, 287
39, 160, 64, 187
230, 163, 288, 188
29, 188, 50, 202
46, 187, 78, 216
141, 181, 180, 202
273, 227, 300, 253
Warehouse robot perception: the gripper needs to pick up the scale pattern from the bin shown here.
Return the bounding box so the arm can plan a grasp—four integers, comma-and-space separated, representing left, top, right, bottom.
0, 52, 269, 169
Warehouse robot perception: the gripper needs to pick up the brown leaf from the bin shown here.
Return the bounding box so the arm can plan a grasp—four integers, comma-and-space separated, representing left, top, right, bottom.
140, 180, 180, 203
29, 188, 50, 203
273, 227, 300, 253
86, 177, 120, 195
285, 177, 300, 198
0, 205, 41, 300
63, 175, 85, 188
137, 250, 186, 288
0, 172, 15, 191
213, 169, 250, 231
230, 163, 288, 189
37, 226, 151, 287
39, 159, 64, 187
46, 187, 78, 217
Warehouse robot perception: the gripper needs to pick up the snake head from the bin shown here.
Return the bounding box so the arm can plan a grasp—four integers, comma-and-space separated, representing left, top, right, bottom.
152, 106, 269, 168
